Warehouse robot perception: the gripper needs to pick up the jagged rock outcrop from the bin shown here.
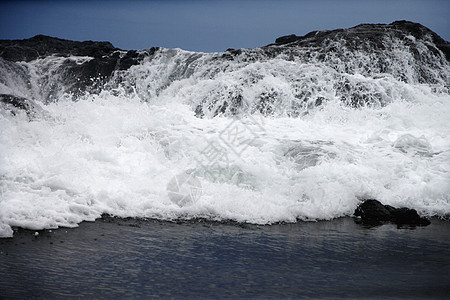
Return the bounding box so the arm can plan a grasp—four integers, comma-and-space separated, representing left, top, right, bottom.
209, 21, 449, 114
271, 21, 450, 60
0, 21, 448, 113
0, 35, 157, 101
264, 21, 449, 85
0, 35, 118, 62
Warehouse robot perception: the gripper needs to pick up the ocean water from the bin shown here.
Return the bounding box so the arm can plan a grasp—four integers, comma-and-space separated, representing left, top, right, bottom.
1, 218, 449, 298
0, 42, 449, 237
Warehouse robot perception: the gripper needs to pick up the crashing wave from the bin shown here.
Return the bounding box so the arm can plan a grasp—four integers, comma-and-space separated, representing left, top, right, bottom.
0, 21, 449, 237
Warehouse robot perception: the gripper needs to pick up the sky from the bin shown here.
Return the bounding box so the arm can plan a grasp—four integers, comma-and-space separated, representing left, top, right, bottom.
0, 0, 448, 52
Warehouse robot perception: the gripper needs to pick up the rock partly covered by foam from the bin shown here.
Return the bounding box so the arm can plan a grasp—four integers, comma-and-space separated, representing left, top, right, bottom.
0, 20, 448, 109
265, 20, 449, 86
0, 35, 117, 62
0, 35, 157, 100
354, 199, 431, 226
271, 20, 449, 61
0, 93, 45, 119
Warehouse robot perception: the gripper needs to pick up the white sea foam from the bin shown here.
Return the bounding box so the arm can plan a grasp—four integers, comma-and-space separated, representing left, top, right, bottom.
0, 45, 449, 237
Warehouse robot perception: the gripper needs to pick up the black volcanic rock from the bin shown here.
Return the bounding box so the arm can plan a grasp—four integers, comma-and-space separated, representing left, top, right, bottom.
391, 207, 431, 226
354, 199, 430, 226
0, 35, 158, 100
391, 20, 450, 60
0, 21, 448, 108
270, 20, 449, 60
0, 35, 118, 62
354, 199, 393, 224
266, 20, 449, 87
206, 20, 447, 115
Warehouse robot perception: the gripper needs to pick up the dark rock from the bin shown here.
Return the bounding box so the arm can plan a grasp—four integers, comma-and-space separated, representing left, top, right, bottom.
354, 199, 393, 225
384, 204, 397, 214
391, 207, 431, 226
0, 94, 43, 118
354, 199, 430, 227
118, 50, 140, 70
0, 35, 157, 100
266, 20, 449, 87
269, 21, 449, 61
0, 94, 31, 110
60, 51, 122, 97
196, 20, 448, 116
275, 34, 299, 45
391, 20, 450, 61
222, 48, 242, 59
0, 35, 118, 62
0, 21, 448, 109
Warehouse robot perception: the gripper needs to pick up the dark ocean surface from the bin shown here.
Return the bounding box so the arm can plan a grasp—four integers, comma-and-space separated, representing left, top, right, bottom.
1, 217, 449, 299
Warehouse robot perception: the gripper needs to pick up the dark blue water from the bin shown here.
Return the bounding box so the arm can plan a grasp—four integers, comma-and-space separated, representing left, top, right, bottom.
1, 217, 449, 298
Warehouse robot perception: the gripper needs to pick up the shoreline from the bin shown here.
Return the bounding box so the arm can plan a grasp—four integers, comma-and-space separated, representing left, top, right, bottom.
4, 212, 449, 239
0, 214, 450, 241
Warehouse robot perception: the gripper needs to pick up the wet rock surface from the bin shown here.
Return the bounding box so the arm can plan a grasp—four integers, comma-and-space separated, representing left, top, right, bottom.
270, 20, 450, 61
354, 199, 431, 226
0, 21, 448, 109
0, 36, 157, 99
0, 93, 44, 118
0, 35, 118, 62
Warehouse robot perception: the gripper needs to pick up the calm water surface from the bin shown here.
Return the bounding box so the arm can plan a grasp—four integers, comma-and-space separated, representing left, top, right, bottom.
1, 217, 449, 298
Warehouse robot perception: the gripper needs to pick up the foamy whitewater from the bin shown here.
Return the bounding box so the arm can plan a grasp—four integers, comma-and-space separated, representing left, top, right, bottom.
1, 33, 449, 237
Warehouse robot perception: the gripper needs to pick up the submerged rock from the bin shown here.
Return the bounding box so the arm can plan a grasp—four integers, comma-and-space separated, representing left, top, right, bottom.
0, 93, 45, 119
354, 199, 430, 226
